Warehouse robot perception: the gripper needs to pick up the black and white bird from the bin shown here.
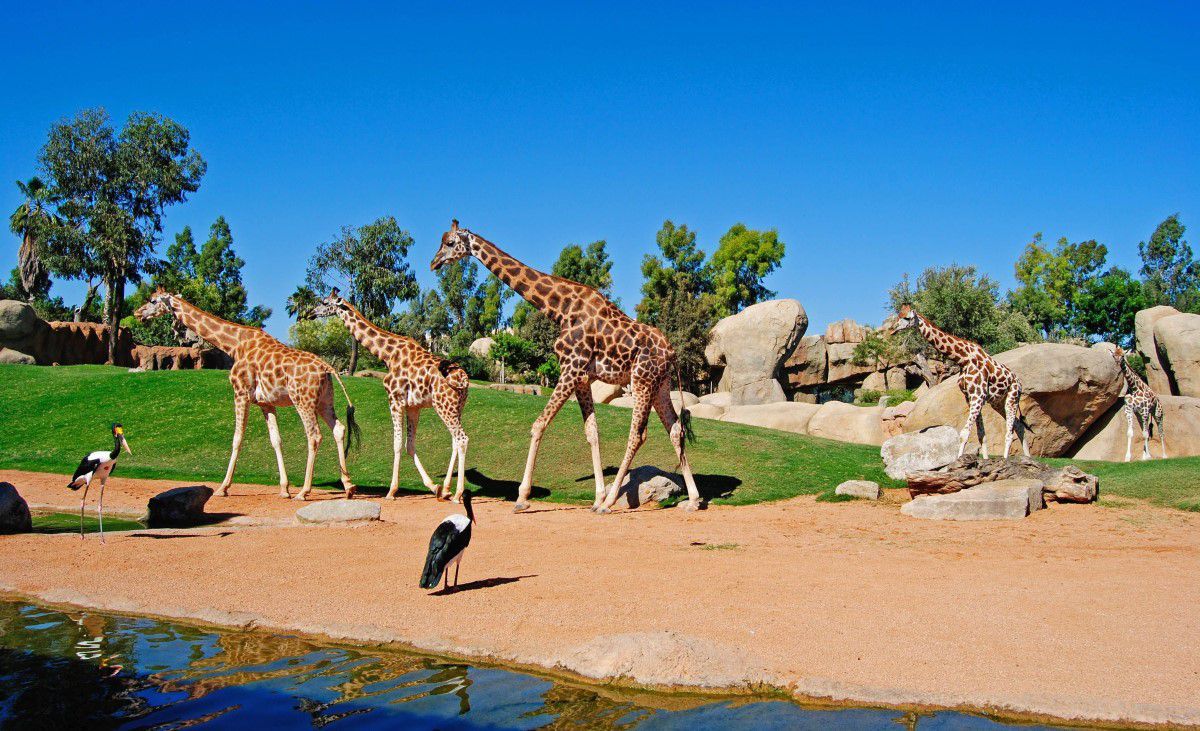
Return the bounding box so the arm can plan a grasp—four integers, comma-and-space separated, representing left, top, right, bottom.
68, 423, 133, 542
420, 491, 475, 592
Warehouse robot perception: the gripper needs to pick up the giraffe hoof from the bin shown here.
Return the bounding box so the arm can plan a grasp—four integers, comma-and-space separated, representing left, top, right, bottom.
681, 500, 700, 512
513, 502, 530, 513
593, 506, 611, 515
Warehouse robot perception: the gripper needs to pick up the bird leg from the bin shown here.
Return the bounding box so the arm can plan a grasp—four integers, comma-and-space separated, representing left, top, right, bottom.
97, 478, 107, 544
78, 483, 91, 540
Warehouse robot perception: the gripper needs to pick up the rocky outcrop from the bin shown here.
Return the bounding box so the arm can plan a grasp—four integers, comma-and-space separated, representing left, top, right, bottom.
142, 486, 214, 527
901, 479, 1045, 521
611, 465, 684, 509
902, 343, 1121, 457
489, 383, 542, 396
1136, 305, 1181, 394
296, 499, 381, 524
720, 402, 821, 434
705, 299, 807, 405
469, 336, 495, 358
782, 334, 826, 388
880, 425, 960, 480
1154, 313, 1200, 397
591, 381, 625, 404
806, 402, 885, 445
0, 482, 32, 534
131, 344, 210, 371
835, 480, 880, 500
880, 400, 916, 438
905, 455, 1098, 504
1071, 395, 1200, 460
609, 392, 697, 411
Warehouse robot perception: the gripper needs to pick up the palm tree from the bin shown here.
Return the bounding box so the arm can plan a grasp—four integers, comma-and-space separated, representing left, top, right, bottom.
9, 177, 59, 301
285, 285, 318, 319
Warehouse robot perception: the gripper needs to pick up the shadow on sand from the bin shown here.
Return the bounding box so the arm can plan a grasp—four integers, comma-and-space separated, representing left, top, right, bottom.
428, 575, 537, 596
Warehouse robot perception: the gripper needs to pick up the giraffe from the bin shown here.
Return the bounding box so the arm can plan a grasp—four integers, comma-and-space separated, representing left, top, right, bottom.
892, 303, 1031, 459
431, 220, 701, 514
134, 288, 359, 500
1109, 346, 1166, 461
307, 289, 471, 501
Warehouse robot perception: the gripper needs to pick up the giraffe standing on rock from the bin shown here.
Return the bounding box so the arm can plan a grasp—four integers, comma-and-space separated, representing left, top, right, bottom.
892, 303, 1031, 459
307, 289, 471, 501
1109, 346, 1166, 461
135, 289, 359, 500
431, 220, 701, 514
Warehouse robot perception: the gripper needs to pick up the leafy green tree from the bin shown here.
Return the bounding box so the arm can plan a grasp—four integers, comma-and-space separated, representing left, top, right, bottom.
286, 285, 319, 319
1072, 267, 1151, 347
305, 216, 418, 372
708, 223, 785, 317
489, 331, 540, 384
8, 177, 59, 301
37, 108, 206, 362
1139, 214, 1199, 312
552, 240, 614, 295
1009, 233, 1107, 337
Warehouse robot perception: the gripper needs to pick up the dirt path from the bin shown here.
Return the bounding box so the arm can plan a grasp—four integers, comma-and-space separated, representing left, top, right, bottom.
3, 468, 1199, 727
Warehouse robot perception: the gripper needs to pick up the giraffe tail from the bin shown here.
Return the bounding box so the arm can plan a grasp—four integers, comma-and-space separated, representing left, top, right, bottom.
329, 369, 362, 451
675, 359, 696, 446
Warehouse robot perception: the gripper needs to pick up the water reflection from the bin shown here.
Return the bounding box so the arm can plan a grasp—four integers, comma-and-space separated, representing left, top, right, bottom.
0, 600, 1071, 730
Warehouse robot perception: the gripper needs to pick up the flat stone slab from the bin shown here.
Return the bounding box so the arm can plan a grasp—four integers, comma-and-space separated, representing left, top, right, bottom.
296, 499, 380, 524
901, 478, 1044, 521
835, 480, 881, 500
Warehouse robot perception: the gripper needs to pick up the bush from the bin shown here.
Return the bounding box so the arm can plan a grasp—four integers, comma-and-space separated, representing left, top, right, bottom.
446, 349, 491, 381
854, 388, 916, 406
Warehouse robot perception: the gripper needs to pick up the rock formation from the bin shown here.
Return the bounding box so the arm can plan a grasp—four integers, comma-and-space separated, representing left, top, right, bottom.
705, 299, 807, 405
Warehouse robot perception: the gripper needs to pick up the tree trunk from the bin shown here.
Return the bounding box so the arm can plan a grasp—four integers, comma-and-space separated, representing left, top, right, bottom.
104, 276, 124, 365
76, 283, 98, 322
348, 337, 359, 375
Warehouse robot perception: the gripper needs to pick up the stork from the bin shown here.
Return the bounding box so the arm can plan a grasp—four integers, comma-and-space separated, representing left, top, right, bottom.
68, 423, 132, 542
420, 491, 475, 592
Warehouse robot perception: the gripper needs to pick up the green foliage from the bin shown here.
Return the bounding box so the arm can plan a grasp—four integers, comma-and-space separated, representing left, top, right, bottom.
854, 388, 915, 406
1009, 233, 1107, 338
891, 265, 1038, 354
1125, 351, 1147, 380
288, 317, 383, 372
401, 259, 510, 354
285, 285, 319, 319
1072, 267, 1151, 348
708, 223, 785, 318
552, 239, 614, 297
489, 331, 542, 383
9, 176, 58, 300
445, 349, 492, 381
1139, 214, 1199, 313
851, 329, 906, 369
536, 355, 561, 385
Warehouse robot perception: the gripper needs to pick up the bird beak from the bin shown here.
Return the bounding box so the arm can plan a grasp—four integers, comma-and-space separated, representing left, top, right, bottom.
122, 437, 133, 456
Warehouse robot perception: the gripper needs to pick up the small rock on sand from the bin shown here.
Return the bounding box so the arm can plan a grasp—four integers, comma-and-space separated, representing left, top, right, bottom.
834, 480, 881, 500
296, 499, 381, 524
143, 485, 214, 527
611, 466, 684, 509
901, 478, 1045, 521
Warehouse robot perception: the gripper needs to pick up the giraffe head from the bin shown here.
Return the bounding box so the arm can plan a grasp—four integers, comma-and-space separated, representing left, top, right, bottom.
890, 303, 919, 334
135, 288, 174, 321
306, 288, 349, 320
1110, 345, 1127, 365
431, 219, 471, 271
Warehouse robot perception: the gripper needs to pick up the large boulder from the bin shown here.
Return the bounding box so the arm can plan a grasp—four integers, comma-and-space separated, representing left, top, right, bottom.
806, 402, 885, 445
720, 402, 822, 434
782, 334, 826, 388
296, 499, 381, 524
825, 319, 868, 344
468, 336, 495, 358
698, 391, 733, 407
609, 392, 697, 411
0, 300, 37, 340
825, 342, 874, 384
591, 381, 625, 404
705, 299, 808, 405
0, 348, 36, 365
901, 479, 1045, 521
142, 486, 214, 527
1071, 395, 1200, 461
1136, 306, 1180, 394
902, 343, 1122, 457
687, 403, 727, 420
610, 465, 684, 509
880, 425, 960, 480
1154, 313, 1200, 397
0, 482, 32, 534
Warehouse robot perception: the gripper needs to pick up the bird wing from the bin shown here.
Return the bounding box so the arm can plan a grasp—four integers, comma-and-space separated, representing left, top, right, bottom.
419, 520, 471, 589
69, 455, 101, 489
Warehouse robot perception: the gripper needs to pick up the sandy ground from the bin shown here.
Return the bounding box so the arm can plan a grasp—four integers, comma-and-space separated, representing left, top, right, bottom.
3, 468, 1200, 728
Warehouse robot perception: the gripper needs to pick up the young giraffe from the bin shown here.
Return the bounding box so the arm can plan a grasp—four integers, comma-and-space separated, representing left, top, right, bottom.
307, 289, 471, 501
892, 303, 1031, 459
1109, 346, 1167, 461
135, 289, 358, 500
431, 220, 701, 514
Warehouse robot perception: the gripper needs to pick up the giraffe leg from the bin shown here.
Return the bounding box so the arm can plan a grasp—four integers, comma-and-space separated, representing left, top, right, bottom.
261, 406, 291, 498
387, 400, 405, 500
959, 392, 984, 458
318, 388, 354, 497
597, 378, 655, 513
432, 387, 470, 503
515, 373, 584, 512
1002, 390, 1019, 459
294, 406, 322, 501
1123, 401, 1134, 463
1157, 405, 1168, 459
407, 407, 439, 495
652, 379, 702, 511
575, 381, 607, 510
1140, 411, 1152, 461
218, 394, 251, 497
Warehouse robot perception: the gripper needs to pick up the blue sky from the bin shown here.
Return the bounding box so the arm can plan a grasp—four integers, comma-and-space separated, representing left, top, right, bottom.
2, 2, 1197, 338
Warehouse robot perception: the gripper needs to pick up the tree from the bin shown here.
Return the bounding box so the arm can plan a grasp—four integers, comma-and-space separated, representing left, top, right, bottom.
1009, 233, 1107, 338
552, 240, 614, 295
708, 223, 785, 317
37, 108, 206, 362
8, 177, 58, 301
305, 216, 418, 373
1139, 214, 1199, 312
1073, 267, 1151, 347
286, 285, 318, 319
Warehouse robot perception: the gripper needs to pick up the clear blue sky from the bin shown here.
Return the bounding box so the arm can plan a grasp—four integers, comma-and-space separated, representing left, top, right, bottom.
2, 2, 1197, 338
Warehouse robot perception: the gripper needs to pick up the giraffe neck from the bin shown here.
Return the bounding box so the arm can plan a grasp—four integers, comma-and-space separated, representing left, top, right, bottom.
168, 297, 257, 353
336, 301, 403, 362
466, 231, 568, 321
915, 314, 980, 366
1117, 357, 1147, 393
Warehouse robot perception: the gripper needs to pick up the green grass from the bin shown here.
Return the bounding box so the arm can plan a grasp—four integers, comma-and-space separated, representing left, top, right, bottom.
1050, 457, 1200, 512
0, 365, 902, 507
31, 511, 144, 534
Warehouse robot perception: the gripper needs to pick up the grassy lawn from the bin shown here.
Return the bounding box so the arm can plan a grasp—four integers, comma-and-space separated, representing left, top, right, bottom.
1053, 457, 1200, 512
0, 365, 903, 507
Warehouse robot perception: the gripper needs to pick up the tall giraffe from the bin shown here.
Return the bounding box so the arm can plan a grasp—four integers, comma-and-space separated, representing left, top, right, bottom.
431, 220, 701, 513
892, 303, 1031, 459
1109, 346, 1166, 461
135, 289, 358, 500
308, 289, 471, 501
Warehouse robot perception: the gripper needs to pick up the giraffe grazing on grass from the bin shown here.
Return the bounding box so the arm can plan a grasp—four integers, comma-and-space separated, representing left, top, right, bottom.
431, 220, 701, 514
308, 289, 471, 501
892, 303, 1031, 459
1109, 346, 1166, 461
135, 289, 359, 500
